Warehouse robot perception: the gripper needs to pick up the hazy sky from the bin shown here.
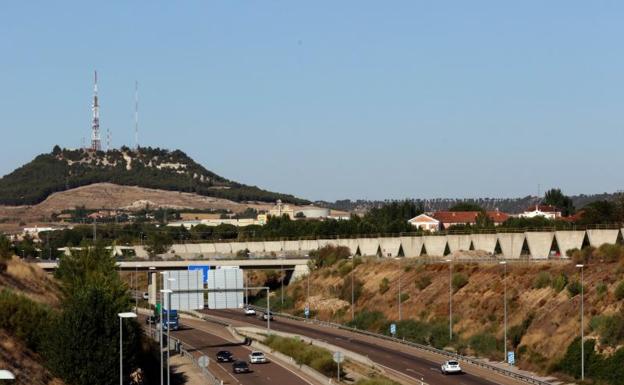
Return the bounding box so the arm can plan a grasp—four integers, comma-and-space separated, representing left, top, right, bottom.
1, 1, 623, 201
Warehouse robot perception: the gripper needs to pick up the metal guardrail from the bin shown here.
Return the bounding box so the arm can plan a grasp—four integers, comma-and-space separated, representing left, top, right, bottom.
246, 305, 552, 385
144, 327, 223, 385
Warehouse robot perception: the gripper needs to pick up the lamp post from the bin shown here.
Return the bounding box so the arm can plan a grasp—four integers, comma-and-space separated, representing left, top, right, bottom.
165, 278, 175, 385
351, 263, 355, 321
446, 259, 453, 340
398, 272, 402, 321
266, 287, 271, 331
135, 264, 142, 312
500, 261, 508, 363
576, 263, 584, 381
281, 256, 284, 308
118, 312, 137, 385
160, 288, 172, 385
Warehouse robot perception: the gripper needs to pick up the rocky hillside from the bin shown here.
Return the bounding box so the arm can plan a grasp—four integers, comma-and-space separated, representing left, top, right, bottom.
0, 146, 308, 206
284, 254, 624, 378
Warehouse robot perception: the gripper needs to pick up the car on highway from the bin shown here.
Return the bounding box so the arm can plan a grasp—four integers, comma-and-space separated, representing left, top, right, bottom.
142, 292, 149, 300
216, 350, 234, 362
244, 307, 256, 316
261, 312, 274, 321
249, 351, 267, 364
232, 360, 250, 374
440, 360, 462, 374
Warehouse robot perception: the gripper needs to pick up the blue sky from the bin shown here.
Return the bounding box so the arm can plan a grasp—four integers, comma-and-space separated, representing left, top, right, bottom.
1, 1, 623, 201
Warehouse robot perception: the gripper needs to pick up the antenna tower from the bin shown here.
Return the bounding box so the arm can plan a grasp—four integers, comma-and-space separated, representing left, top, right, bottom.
91, 70, 102, 151
134, 80, 139, 150
106, 129, 111, 151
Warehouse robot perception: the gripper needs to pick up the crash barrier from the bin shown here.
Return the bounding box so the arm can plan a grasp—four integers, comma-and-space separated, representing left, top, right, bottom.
144, 327, 223, 385
246, 306, 553, 385
124, 227, 622, 259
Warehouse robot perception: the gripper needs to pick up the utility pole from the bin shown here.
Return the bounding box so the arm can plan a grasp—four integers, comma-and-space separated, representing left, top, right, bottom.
500, 261, 508, 362
446, 259, 453, 340
351, 266, 355, 321
576, 264, 585, 381
93, 219, 97, 242
398, 272, 402, 321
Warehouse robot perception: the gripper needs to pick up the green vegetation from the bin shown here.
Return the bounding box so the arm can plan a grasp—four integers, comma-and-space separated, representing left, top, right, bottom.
452, 272, 469, 292
338, 275, 364, 303
347, 310, 388, 331
264, 335, 339, 377
590, 313, 624, 346
556, 338, 624, 385
449, 202, 484, 212
566, 280, 583, 298
309, 245, 351, 270
0, 146, 306, 206
415, 274, 432, 290
543, 188, 575, 216
551, 273, 568, 293
355, 378, 401, 385
614, 281, 624, 301
399, 293, 410, 303
468, 333, 499, 356
533, 271, 552, 289
508, 314, 534, 349
379, 277, 390, 294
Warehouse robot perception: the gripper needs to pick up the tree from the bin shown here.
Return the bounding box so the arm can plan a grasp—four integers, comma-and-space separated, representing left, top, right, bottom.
475, 211, 494, 228
0, 234, 12, 260
48, 245, 141, 385
543, 188, 575, 216
578, 200, 621, 225
144, 232, 173, 257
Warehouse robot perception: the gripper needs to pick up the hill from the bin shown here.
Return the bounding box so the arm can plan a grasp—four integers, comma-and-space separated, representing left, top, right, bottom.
0, 146, 308, 206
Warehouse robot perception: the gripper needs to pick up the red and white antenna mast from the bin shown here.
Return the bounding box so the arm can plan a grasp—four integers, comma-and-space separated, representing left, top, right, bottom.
91, 70, 102, 151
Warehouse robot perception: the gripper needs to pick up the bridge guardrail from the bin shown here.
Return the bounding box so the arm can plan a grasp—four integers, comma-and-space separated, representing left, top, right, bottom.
246, 305, 552, 385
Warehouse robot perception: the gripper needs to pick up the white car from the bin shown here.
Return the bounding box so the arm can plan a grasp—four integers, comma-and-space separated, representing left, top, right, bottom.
249, 351, 267, 364
441, 360, 462, 374
244, 307, 256, 316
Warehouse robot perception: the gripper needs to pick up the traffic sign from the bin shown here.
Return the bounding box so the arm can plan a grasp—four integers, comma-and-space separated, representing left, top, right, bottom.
198, 355, 210, 368
507, 351, 515, 365
390, 323, 397, 336
332, 351, 344, 364
304, 306, 310, 317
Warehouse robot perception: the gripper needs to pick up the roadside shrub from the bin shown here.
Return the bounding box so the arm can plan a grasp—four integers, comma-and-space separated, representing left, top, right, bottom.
309, 245, 351, 270
452, 273, 468, 292
338, 261, 353, 277
415, 275, 432, 290
615, 281, 624, 301
347, 310, 387, 331
469, 333, 498, 356
379, 277, 390, 294
356, 378, 401, 385
567, 280, 583, 298
264, 335, 339, 377
570, 246, 596, 264
509, 314, 534, 348
399, 293, 410, 303
590, 314, 624, 346
595, 244, 624, 262
551, 273, 568, 293
533, 271, 552, 289
338, 276, 363, 303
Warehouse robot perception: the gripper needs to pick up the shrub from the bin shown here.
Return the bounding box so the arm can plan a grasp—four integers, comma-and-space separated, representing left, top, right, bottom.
355, 378, 401, 385
309, 245, 351, 270
338, 276, 363, 303
590, 314, 624, 346
469, 333, 498, 356
567, 280, 583, 298
596, 282, 608, 298
347, 310, 387, 331
551, 273, 568, 293
264, 335, 339, 377
615, 281, 624, 301
595, 244, 624, 262
533, 271, 552, 289
508, 314, 534, 348
452, 273, 468, 292
399, 293, 410, 303
338, 261, 353, 277
415, 275, 432, 290
379, 278, 390, 294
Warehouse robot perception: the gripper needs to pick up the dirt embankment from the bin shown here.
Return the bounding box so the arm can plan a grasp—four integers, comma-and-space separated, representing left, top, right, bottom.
288, 258, 624, 372
0, 257, 61, 306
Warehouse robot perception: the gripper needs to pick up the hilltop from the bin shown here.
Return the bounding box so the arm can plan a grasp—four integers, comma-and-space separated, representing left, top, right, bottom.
0, 146, 308, 206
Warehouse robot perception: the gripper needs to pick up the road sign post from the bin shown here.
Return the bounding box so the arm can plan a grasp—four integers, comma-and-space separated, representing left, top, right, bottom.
198, 355, 209, 368
507, 351, 515, 366
333, 351, 344, 382
304, 306, 310, 319
390, 323, 396, 337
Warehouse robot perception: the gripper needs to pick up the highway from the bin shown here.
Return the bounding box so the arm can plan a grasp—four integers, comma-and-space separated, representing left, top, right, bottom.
144, 315, 321, 385
204, 309, 530, 385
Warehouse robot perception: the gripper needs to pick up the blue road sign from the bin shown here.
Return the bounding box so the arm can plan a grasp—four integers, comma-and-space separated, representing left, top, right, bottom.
188, 265, 211, 284
304, 307, 310, 317
507, 351, 515, 365
390, 323, 396, 335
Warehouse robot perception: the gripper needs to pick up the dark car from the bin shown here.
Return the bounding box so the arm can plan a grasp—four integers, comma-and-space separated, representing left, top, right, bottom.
232, 360, 250, 374
145, 315, 158, 325
216, 350, 234, 362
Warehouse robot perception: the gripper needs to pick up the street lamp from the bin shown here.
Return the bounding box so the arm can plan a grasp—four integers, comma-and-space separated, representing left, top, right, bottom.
165, 278, 175, 385
446, 259, 453, 340
500, 261, 508, 363
118, 312, 137, 385
398, 271, 402, 321
576, 263, 584, 381
0, 370, 15, 380
135, 264, 143, 312
351, 262, 355, 321
160, 288, 172, 385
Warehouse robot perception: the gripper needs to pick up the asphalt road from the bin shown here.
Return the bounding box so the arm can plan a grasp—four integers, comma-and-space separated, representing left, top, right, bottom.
142, 315, 318, 385
205, 309, 526, 385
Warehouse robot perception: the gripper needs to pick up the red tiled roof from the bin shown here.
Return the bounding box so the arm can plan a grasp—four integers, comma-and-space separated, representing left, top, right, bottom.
431, 211, 509, 224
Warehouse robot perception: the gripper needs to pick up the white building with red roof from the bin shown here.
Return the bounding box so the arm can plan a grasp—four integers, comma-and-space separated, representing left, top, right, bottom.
519, 205, 562, 219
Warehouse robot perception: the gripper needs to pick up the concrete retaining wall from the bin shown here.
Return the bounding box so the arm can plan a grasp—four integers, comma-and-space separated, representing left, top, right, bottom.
199, 243, 217, 255
214, 243, 232, 254
299, 240, 319, 253
525, 232, 554, 259
229, 242, 247, 254
358, 238, 379, 256
422, 236, 447, 256
171, 244, 188, 255
400, 236, 423, 257
264, 241, 282, 253
345, 239, 360, 255
282, 240, 300, 253
586, 229, 620, 248
471, 234, 498, 254
379, 238, 402, 257
185, 244, 201, 254
446, 235, 472, 253
247, 241, 265, 253
497, 233, 525, 259
554, 231, 585, 255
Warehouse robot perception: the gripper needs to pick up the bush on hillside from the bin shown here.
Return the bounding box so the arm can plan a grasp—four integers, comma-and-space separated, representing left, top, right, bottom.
452, 273, 469, 293
595, 244, 624, 262
338, 275, 364, 303
399, 293, 410, 303
508, 314, 534, 348
590, 314, 624, 346
309, 245, 350, 270
415, 275, 432, 290
596, 282, 608, 298
551, 273, 568, 293
347, 310, 387, 331
355, 378, 401, 385
0, 234, 12, 260
379, 277, 390, 294
264, 335, 340, 377
469, 333, 499, 356
533, 271, 552, 289
383, 319, 452, 349
567, 280, 583, 298
569, 246, 596, 264
615, 281, 624, 301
